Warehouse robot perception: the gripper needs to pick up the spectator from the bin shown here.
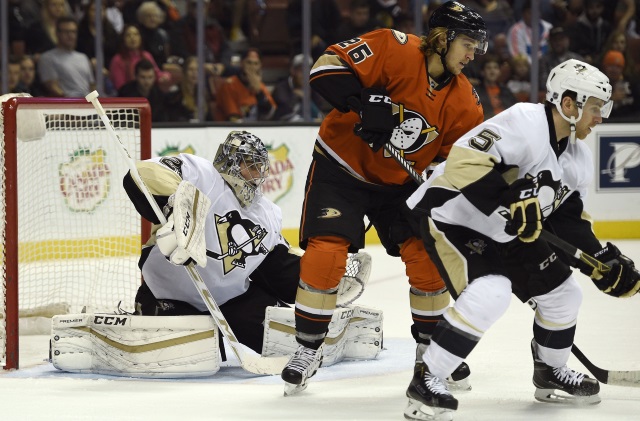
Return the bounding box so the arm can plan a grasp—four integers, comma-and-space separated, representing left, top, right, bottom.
601, 49, 640, 120
271, 54, 326, 122
109, 24, 171, 91
8, 0, 28, 57
5, 56, 25, 94
506, 53, 532, 102
169, 0, 235, 76
118, 59, 168, 122
25, 0, 71, 57
38, 16, 96, 97
106, 0, 125, 33
461, 0, 515, 43
214, 48, 276, 122
475, 54, 518, 119
539, 26, 584, 89
598, 30, 637, 79
18, 55, 46, 97
287, 0, 342, 60
601, 0, 636, 33
121, 0, 179, 28
507, 0, 552, 62
335, 0, 381, 42
136, 1, 171, 67
567, 0, 612, 64
76, 0, 119, 67
165, 56, 216, 122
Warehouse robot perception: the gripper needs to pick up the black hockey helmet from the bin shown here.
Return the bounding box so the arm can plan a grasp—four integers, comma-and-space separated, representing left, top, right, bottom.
428, 1, 488, 54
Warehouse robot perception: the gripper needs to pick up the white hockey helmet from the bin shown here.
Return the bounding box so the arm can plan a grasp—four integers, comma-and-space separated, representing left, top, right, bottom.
213, 131, 270, 208
546, 59, 613, 128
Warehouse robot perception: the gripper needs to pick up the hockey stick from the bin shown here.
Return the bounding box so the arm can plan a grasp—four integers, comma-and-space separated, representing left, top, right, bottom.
383, 141, 640, 388
85, 91, 288, 375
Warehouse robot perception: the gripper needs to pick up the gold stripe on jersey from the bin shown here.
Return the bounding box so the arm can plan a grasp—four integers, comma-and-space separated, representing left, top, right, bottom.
136, 161, 182, 196
445, 306, 485, 336
429, 218, 469, 296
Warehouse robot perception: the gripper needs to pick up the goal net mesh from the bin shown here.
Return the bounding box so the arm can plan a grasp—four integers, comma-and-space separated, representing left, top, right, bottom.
1, 97, 150, 368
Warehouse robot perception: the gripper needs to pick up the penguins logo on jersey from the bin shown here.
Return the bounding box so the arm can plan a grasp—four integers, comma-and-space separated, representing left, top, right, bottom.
387, 102, 440, 160
465, 239, 487, 255
528, 170, 570, 217
210, 210, 268, 274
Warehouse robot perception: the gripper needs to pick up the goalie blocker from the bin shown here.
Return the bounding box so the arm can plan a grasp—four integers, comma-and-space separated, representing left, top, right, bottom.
51, 304, 383, 377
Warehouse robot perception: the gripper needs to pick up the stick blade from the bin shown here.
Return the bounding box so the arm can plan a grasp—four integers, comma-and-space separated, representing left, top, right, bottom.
605, 370, 640, 388
241, 355, 289, 375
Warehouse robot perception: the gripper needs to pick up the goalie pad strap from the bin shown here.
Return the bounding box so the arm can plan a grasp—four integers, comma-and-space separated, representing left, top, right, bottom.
263, 304, 383, 366
51, 314, 220, 378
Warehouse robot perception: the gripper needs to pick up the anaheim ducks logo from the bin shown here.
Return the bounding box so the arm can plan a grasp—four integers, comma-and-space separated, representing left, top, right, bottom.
208, 210, 268, 274
318, 208, 342, 219
386, 103, 440, 162
391, 30, 408, 45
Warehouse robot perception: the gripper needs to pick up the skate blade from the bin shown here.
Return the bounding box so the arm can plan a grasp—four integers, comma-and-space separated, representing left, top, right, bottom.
284, 381, 308, 396
534, 388, 601, 405
446, 377, 471, 392
404, 398, 454, 421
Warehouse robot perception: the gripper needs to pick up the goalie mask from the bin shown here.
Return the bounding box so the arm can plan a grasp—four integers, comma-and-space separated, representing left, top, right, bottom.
546, 59, 613, 142
428, 1, 488, 55
213, 131, 270, 208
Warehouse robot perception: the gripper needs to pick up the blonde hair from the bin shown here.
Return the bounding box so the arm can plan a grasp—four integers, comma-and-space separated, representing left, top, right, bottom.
136, 1, 166, 23
181, 56, 208, 116
419, 28, 447, 56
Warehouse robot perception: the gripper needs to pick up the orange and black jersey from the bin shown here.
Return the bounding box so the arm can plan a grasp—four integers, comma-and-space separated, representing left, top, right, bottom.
310, 28, 484, 186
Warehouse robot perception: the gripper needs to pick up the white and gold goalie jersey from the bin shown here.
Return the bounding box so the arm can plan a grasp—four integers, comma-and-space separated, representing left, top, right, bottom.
407, 103, 593, 243
136, 154, 286, 311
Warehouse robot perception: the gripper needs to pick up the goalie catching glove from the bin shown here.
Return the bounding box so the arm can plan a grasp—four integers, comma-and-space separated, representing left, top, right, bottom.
579, 242, 640, 298
501, 178, 542, 243
156, 180, 211, 267
346, 87, 395, 152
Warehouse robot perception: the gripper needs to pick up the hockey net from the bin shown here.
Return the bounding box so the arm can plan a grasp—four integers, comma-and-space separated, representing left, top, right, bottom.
1, 96, 151, 369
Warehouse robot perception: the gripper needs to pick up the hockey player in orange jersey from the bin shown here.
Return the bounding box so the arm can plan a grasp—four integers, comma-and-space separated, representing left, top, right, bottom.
280, 1, 488, 399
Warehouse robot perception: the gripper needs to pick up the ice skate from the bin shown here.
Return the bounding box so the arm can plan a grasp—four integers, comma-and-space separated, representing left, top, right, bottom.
415, 343, 471, 391
531, 340, 600, 404
281, 344, 323, 396
405, 363, 458, 420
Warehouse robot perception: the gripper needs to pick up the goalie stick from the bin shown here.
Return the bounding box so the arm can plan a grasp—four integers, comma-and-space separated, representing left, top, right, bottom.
85, 91, 288, 376
384, 141, 640, 388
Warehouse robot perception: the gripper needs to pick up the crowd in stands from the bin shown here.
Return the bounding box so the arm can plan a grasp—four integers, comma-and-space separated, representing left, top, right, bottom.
2, 0, 639, 123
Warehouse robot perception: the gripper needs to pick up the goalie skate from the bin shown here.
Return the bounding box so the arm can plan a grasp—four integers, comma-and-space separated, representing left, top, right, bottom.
404, 364, 457, 421
531, 340, 600, 405
281, 344, 324, 396
415, 343, 471, 391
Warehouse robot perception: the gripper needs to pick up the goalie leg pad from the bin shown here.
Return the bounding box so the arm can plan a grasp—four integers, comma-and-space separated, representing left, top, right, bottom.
51, 314, 220, 378
262, 304, 383, 366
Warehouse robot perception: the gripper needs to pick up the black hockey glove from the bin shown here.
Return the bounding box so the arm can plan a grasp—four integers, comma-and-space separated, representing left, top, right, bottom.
501, 178, 542, 243
346, 87, 395, 152
582, 242, 640, 298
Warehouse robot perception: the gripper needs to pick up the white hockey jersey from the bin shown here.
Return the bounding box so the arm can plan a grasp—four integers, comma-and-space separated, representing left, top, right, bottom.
139, 154, 287, 311
407, 103, 593, 243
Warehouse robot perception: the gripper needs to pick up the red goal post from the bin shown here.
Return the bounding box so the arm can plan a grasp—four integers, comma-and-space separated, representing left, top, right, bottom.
1, 97, 152, 370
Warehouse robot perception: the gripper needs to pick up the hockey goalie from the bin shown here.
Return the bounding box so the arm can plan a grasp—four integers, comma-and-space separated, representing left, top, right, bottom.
50, 130, 383, 378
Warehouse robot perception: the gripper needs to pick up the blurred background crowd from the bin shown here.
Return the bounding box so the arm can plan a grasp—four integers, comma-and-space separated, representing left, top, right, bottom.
1, 0, 639, 123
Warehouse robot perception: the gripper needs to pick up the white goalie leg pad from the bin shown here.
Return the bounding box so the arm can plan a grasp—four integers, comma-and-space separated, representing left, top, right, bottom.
0, 93, 46, 141
262, 304, 383, 366
156, 180, 211, 267
51, 313, 220, 378
337, 252, 372, 307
